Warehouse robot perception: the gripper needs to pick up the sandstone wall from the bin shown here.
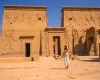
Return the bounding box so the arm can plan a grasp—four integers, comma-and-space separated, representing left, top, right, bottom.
0, 6, 47, 57
61, 7, 100, 55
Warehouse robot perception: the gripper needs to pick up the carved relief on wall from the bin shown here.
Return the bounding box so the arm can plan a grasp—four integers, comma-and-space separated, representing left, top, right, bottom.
4, 14, 11, 20
64, 13, 73, 27
19, 13, 36, 27
73, 29, 79, 44
4, 29, 17, 41
84, 14, 91, 26
84, 11, 100, 28
64, 29, 70, 48
44, 31, 49, 50
4, 29, 17, 50
64, 11, 100, 29
78, 17, 83, 27
89, 14, 96, 25
96, 14, 100, 26
0, 36, 9, 55
2, 14, 19, 52
84, 14, 96, 27
6, 15, 19, 24
4, 15, 12, 28
27, 16, 33, 27
81, 29, 86, 43
72, 16, 78, 27
20, 13, 25, 22
4, 12, 46, 29
4, 14, 18, 31
13, 16, 19, 23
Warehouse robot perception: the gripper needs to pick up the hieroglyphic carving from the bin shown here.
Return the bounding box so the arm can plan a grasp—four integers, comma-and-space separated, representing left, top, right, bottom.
85, 14, 91, 25
44, 31, 49, 50
89, 14, 96, 25
5, 14, 12, 19
64, 13, 73, 27
13, 16, 19, 23
97, 16, 100, 26
4, 15, 12, 28
4, 29, 17, 50
4, 29, 17, 41
82, 29, 86, 43
27, 16, 33, 27
64, 11, 100, 29
79, 17, 83, 26
0, 36, 10, 55
20, 13, 25, 22
64, 29, 70, 48
84, 13, 99, 27
72, 16, 78, 26
73, 29, 79, 44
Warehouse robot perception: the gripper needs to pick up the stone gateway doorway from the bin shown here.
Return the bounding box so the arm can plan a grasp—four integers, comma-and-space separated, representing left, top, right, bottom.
53, 36, 61, 56
86, 27, 96, 56
99, 43, 100, 58
87, 37, 94, 55
25, 43, 30, 57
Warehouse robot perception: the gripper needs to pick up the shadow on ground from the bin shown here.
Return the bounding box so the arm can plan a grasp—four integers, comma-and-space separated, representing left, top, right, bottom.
81, 58, 100, 62
50, 68, 66, 70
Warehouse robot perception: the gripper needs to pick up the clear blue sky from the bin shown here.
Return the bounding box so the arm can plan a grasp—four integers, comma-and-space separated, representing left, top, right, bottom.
0, 0, 100, 32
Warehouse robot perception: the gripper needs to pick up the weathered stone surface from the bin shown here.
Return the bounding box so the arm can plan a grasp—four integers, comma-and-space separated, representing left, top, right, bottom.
0, 6, 100, 58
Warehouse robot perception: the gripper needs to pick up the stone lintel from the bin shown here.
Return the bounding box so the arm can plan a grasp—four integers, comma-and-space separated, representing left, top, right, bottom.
45, 27, 66, 32
19, 36, 35, 39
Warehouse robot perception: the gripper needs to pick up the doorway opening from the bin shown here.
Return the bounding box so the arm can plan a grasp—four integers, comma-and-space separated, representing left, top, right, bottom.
98, 43, 100, 58
25, 43, 30, 57
87, 37, 94, 55
53, 36, 61, 56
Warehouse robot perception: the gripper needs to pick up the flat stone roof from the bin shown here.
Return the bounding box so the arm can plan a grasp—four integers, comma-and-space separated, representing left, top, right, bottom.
45, 27, 66, 32
61, 6, 100, 12
4, 5, 47, 10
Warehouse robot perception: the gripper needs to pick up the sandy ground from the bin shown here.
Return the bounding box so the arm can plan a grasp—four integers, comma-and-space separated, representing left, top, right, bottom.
0, 56, 100, 80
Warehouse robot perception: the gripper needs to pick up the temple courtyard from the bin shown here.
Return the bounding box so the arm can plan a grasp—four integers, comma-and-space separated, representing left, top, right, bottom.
0, 56, 100, 80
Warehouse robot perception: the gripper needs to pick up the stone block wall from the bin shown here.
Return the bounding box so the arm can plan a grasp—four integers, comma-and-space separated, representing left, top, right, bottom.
0, 6, 47, 57
61, 7, 100, 55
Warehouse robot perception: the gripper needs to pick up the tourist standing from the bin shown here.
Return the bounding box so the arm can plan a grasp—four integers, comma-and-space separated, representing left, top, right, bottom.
62, 45, 70, 69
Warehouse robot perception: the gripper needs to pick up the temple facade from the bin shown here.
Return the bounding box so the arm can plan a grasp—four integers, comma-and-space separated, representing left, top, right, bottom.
0, 5, 100, 58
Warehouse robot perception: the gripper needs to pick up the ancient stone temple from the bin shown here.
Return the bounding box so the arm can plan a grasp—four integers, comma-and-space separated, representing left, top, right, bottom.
0, 5, 100, 58
61, 7, 100, 56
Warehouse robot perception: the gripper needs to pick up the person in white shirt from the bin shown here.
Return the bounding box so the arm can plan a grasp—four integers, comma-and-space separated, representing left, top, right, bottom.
62, 45, 69, 69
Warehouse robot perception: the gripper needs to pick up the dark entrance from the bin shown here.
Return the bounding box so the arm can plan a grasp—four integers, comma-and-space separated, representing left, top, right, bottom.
25, 43, 30, 57
86, 27, 95, 55
99, 43, 100, 58
87, 37, 94, 55
53, 36, 61, 56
